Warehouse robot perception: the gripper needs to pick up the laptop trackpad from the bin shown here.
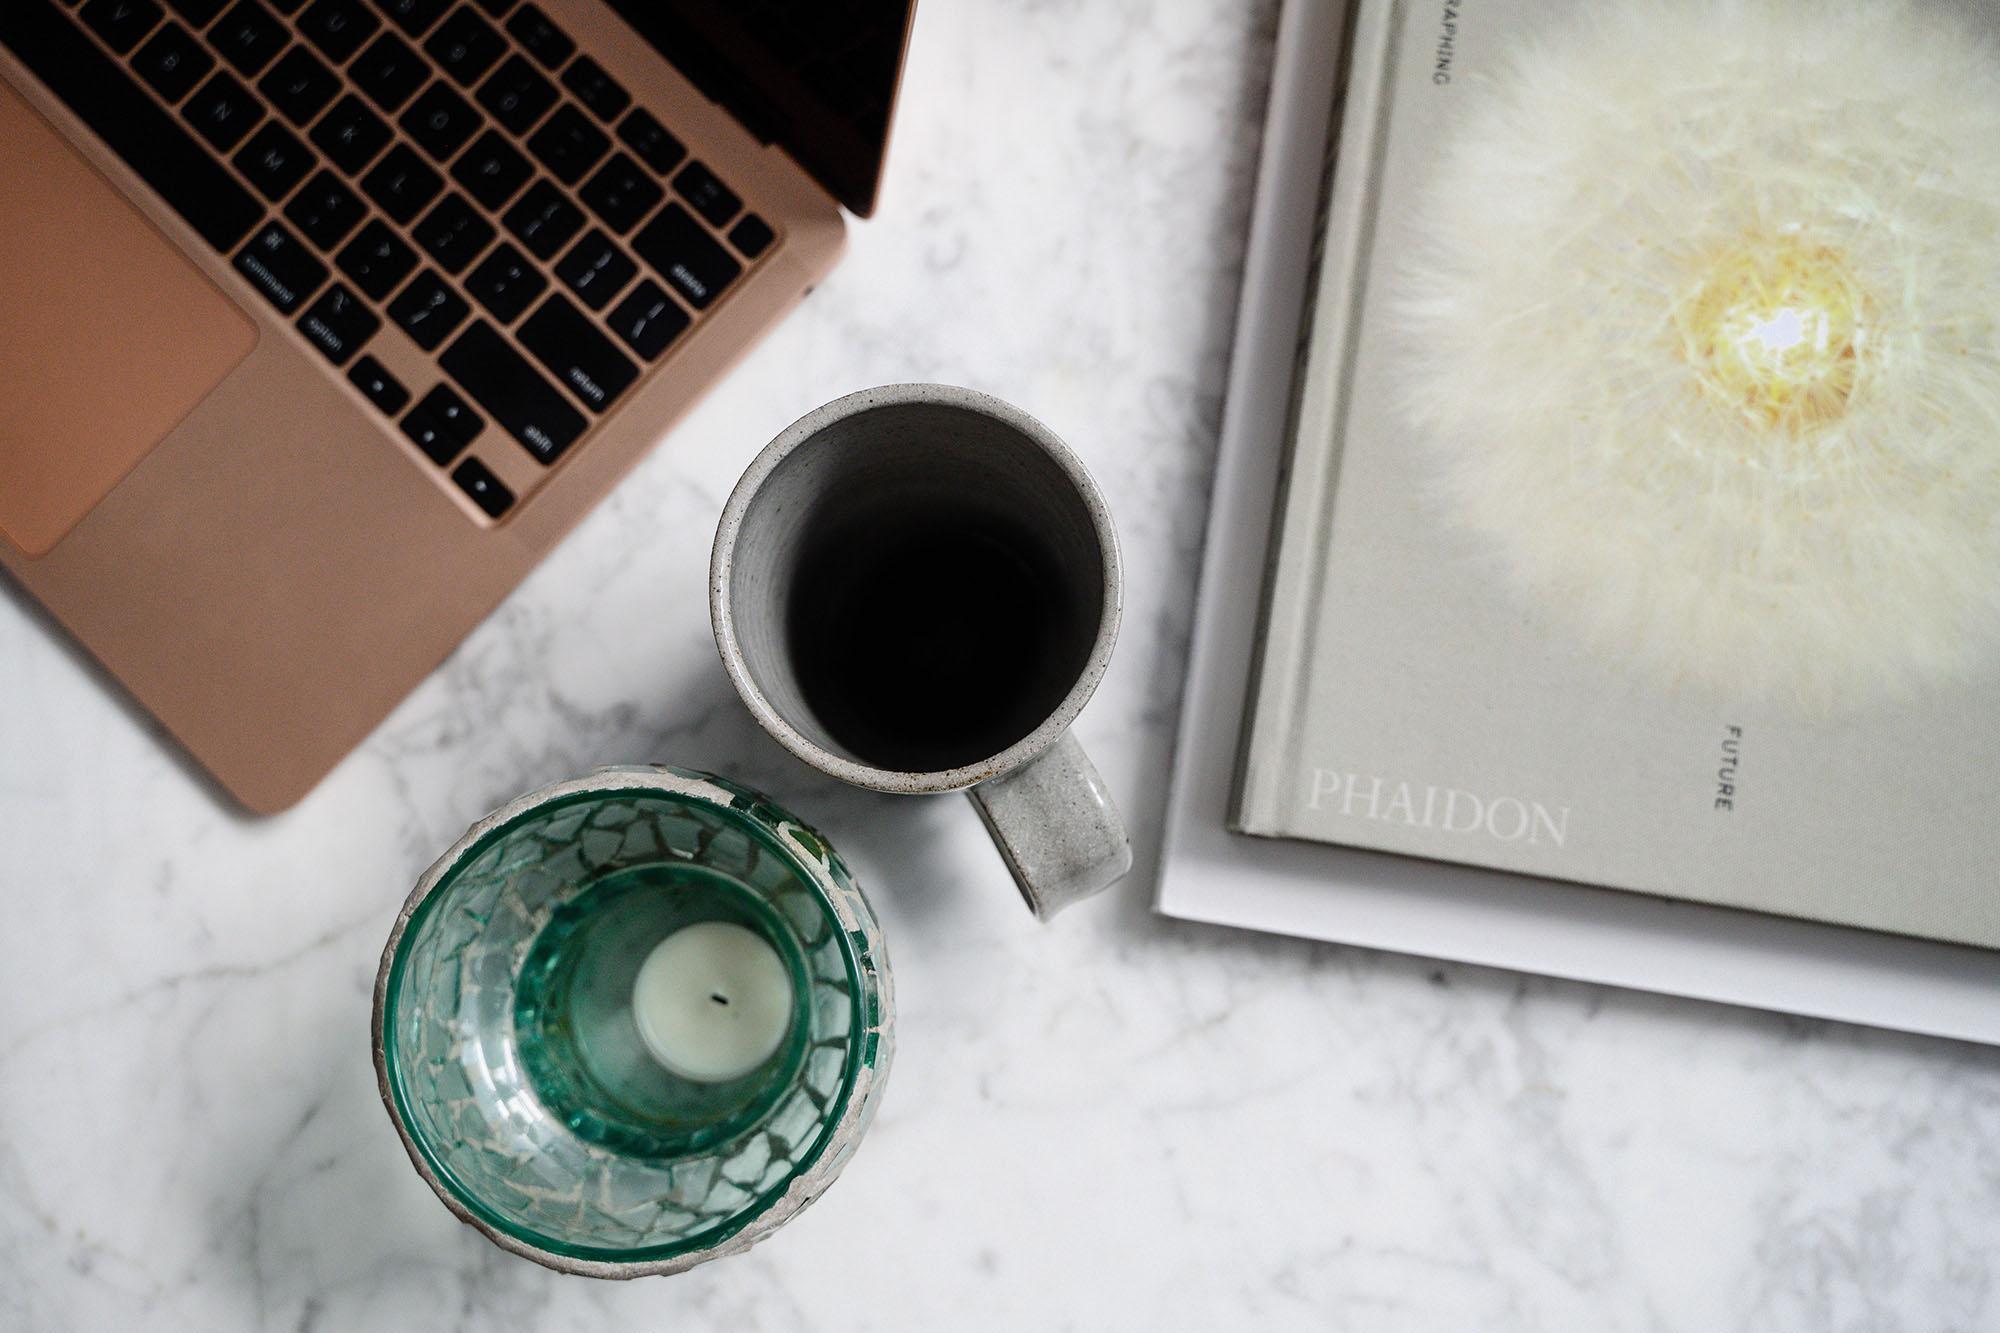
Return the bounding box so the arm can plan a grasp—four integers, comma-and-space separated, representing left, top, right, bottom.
0, 81, 257, 558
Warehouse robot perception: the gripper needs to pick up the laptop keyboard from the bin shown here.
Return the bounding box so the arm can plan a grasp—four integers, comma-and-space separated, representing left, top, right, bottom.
1, 0, 778, 521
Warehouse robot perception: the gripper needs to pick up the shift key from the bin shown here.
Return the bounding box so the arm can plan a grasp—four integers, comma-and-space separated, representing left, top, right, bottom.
440, 321, 585, 463
518, 295, 636, 412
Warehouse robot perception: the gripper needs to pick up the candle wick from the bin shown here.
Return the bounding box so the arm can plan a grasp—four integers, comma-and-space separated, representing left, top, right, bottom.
710, 993, 730, 1007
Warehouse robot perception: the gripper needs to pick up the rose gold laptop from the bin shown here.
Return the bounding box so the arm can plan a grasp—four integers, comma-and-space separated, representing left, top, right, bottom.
0, 0, 915, 811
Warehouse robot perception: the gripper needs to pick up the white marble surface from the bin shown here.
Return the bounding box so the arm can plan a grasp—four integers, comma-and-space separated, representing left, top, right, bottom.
4, 2, 1998, 1329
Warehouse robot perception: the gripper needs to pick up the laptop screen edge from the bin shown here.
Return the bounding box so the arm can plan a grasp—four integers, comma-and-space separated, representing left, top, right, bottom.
601, 1, 918, 218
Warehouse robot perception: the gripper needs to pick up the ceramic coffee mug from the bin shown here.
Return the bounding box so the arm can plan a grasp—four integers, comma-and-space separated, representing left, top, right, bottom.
710, 384, 1130, 918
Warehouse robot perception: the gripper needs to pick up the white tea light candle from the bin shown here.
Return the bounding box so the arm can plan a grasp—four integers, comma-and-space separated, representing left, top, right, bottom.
632, 922, 794, 1082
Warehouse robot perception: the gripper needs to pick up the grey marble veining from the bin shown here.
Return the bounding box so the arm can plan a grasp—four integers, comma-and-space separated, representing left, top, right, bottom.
3, 2, 1998, 1330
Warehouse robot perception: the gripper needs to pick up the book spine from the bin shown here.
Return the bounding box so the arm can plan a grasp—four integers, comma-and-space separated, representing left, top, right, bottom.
1232, 0, 1404, 833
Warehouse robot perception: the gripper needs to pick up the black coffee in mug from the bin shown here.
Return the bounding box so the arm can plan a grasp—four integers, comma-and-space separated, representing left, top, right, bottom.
711, 384, 1131, 919
787, 500, 1086, 773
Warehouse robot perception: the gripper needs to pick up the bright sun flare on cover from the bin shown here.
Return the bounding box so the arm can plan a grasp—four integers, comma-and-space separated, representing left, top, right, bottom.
1674, 236, 1868, 436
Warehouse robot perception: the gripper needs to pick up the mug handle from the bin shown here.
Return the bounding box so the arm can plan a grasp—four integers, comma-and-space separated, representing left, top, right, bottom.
967, 732, 1132, 919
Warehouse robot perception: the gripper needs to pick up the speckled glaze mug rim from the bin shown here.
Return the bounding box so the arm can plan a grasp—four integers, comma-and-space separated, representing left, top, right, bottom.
370, 766, 891, 1279
709, 383, 1124, 795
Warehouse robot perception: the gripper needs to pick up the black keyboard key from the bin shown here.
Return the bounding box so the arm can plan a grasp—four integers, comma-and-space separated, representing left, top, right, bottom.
672, 160, 738, 228
183, 68, 264, 150
400, 80, 477, 159
463, 240, 543, 321
348, 353, 408, 412
80, 0, 163, 54
362, 143, 441, 221
336, 217, 416, 298
553, 229, 634, 310
235, 221, 327, 312
561, 56, 626, 122
423, 4, 501, 85
349, 30, 425, 110
518, 294, 635, 411
233, 119, 314, 199
297, 281, 379, 361
475, 53, 553, 134
451, 456, 513, 516
370, 0, 444, 37
298, 0, 377, 61
268, 0, 305, 13
577, 152, 659, 234
616, 108, 682, 174
441, 321, 582, 463
605, 278, 687, 360
502, 179, 581, 259
419, 382, 480, 441
729, 213, 774, 259
311, 93, 391, 173
135, 20, 214, 100
387, 268, 468, 348
0, 0, 261, 250
165, 0, 227, 25
258, 44, 337, 122
526, 104, 606, 186
633, 203, 738, 310
412, 191, 493, 272
469, 0, 510, 15
210, 0, 286, 74
284, 168, 366, 247
402, 405, 461, 463
503, 3, 568, 67
450, 128, 530, 208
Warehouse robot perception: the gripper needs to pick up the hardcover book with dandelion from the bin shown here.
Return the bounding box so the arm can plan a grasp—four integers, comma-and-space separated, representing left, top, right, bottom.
1232, 0, 2000, 948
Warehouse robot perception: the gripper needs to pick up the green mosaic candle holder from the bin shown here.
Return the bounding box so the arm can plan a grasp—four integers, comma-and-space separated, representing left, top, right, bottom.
372, 766, 894, 1278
